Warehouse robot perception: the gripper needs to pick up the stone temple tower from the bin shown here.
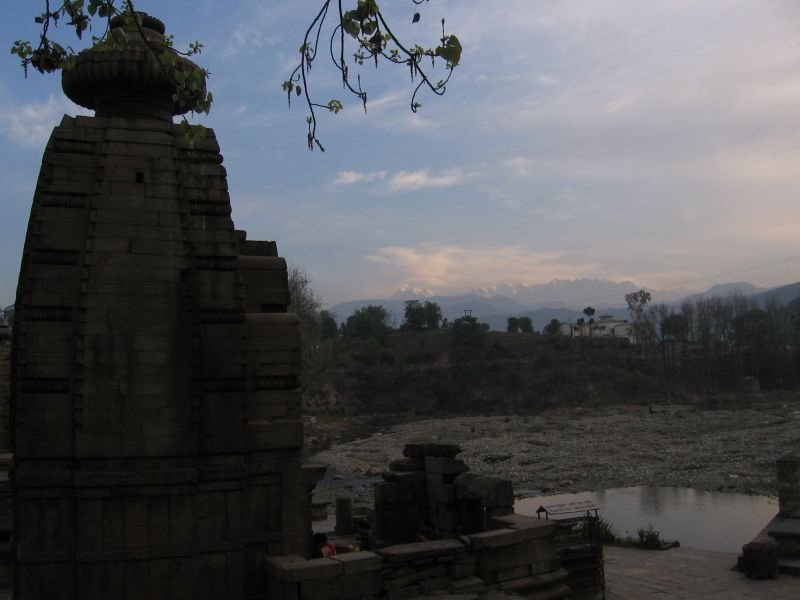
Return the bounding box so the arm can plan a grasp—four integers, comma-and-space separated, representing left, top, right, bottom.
11, 13, 320, 599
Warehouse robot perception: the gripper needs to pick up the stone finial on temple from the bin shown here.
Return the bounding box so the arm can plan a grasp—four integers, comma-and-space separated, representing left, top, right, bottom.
62, 11, 206, 119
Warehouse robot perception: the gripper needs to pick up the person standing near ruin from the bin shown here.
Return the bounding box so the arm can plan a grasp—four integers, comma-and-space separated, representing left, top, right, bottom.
355, 519, 377, 551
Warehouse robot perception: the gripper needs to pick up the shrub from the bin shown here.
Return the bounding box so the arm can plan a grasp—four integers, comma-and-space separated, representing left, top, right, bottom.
637, 524, 661, 549
575, 516, 617, 544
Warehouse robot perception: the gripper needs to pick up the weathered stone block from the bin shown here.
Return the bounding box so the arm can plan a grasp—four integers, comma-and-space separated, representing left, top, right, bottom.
495, 564, 531, 582
388, 457, 425, 472
377, 540, 465, 564
449, 558, 477, 579
382, 470, 425, 485
454, 473, 514, 507
329, 551, 381, 574
448, 576, 485, 594
498, 568, 569, 593
424, 457, 469, 476
385, 564, 447, 590
273, 558, 344, 582
468, 526, 556, 549
375, 482, 401, 503
490, 514, 556, 534
384, 585, 420, 600
300, 571, 381, 600
428, 482, 457, 504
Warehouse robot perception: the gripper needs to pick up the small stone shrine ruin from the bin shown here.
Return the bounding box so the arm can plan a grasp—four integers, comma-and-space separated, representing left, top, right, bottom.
11, 13, 321, 599
267, 443, 577, 600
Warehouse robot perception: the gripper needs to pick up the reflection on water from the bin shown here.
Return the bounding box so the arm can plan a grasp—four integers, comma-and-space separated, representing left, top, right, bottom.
515, 486, 778, 554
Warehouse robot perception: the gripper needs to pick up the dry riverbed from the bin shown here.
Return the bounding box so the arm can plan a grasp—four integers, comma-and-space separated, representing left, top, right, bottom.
308, 396, 800, 509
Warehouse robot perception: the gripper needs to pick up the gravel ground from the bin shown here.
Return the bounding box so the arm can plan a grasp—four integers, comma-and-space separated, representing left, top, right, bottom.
308, 398, 800, 508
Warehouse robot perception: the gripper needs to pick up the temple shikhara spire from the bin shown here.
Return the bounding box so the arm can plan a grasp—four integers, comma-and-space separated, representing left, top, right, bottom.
11, 13, 321, 599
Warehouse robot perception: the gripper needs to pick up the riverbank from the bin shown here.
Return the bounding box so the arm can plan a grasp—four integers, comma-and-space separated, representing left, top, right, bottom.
308, 394, 800, 509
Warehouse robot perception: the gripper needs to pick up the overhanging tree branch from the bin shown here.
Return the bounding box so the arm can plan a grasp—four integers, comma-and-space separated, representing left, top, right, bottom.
17, 1, 460, 151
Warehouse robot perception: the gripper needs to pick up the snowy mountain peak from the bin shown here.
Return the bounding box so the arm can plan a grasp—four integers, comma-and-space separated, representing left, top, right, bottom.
390, 285, 436, 300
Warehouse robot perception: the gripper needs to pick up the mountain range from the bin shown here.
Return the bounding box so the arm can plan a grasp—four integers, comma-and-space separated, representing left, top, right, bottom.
329, 280, 800, 331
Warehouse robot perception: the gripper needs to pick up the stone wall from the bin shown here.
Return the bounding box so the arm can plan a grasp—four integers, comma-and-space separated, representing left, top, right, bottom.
266, 517, 569, 600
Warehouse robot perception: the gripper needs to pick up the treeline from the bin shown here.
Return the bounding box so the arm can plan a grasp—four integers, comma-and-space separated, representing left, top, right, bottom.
622, 290, 799, 394
290, 267, 800, 414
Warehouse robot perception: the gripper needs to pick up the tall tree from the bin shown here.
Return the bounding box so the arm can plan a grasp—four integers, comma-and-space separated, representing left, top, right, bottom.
543, 318, 562, 336
402, 300, 442, 331
450, 315, 488, 365
507, 317, 520, 333
423, 301, 443, 330
402, 300, 426, 331
343, 304, 391, 339
318, 310, 338, 339
583, 306, 596, 338
625, 290, 653, 348
518, 316, 534, 333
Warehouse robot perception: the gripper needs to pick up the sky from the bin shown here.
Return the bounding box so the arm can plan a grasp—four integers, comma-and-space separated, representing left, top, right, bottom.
1, 1, 800, 308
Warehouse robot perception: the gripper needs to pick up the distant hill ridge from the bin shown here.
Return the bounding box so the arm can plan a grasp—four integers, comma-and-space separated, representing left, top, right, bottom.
329, 280, 800, 331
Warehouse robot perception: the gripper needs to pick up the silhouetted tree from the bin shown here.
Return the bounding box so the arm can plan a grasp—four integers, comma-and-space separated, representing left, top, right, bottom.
583, 306, 596, 338
319, 310, 338, 339
518, 316, 534, 333
543, 318, 562, 336
344, 305, 391, 339
402, 300, 442, 331
625, 290, 653, 348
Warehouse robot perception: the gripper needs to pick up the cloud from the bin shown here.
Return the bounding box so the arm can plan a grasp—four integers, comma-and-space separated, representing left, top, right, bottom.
367, 244, 572, 291
332, 168, 465, 191
387, 168, 464, 191
0, 95, 90, 149
223, 25, 279, 57
536, 75, 559, 87
333, 170, 388, 185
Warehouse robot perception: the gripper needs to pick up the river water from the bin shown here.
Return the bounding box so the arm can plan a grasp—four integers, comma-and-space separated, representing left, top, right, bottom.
515, 486, 778, 553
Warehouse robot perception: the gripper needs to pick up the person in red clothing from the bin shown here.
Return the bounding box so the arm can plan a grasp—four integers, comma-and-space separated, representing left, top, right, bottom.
312, 532, 336, 558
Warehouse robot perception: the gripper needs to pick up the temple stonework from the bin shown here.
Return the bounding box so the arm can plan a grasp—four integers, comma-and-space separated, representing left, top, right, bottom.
11, 13, 320, 599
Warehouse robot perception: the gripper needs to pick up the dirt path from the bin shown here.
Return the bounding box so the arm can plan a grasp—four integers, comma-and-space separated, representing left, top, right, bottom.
309, 397, 800, 507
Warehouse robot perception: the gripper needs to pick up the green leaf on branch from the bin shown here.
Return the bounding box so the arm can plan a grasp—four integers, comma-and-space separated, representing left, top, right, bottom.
342, 13, 361, 38
361, 20, 377, 36
354, 0, 380, 20
434, 35, 462, 66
